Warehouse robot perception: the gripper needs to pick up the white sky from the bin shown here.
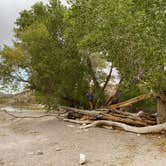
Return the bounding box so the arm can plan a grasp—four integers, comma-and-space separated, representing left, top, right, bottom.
0, 0, 66, 46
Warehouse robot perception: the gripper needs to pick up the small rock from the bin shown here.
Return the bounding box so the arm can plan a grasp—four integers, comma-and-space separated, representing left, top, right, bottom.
36, 151, 43, 155
79, 153, 87, 165
55, 147, 62, 151
137, 134, 141, 137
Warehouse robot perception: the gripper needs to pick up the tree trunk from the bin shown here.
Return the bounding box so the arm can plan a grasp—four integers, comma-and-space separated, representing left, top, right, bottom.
156, 92, 166, 124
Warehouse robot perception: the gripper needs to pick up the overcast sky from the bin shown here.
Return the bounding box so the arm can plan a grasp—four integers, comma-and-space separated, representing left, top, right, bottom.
0, 0, 66, 47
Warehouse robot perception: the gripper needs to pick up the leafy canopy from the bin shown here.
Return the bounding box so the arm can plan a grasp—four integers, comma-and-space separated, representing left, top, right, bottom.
0, 0, 165, 108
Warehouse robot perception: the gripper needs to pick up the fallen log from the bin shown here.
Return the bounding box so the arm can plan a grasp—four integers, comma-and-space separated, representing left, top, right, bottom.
59, 106, 104, 118
109, 94, 151, 109
59, 106, 156, 126
80, 120, 166, 134
101, 112, 155, 126
101, 109, 156, 125
97, 108, 156, 121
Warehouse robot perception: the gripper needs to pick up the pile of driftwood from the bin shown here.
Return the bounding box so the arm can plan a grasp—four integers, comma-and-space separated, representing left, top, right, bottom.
60, 106, 156, 127
59, 95, 166, 134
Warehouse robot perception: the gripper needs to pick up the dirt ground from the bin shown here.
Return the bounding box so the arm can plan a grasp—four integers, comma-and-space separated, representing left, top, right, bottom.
0, 110, 166, 166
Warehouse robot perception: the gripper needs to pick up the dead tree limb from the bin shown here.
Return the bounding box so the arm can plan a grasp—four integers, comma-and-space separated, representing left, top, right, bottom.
59, 106, 156, 126
109, 94, 151, 109
80, 120, 166, 134
97, 108, 156, 121
59, 106, 103, 118
100, 112, 155, 126
1, 109, 58, 119
102, 65, 113, 90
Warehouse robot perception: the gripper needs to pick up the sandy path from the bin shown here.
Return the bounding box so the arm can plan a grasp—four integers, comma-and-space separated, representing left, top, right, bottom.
0, 110, 165, 166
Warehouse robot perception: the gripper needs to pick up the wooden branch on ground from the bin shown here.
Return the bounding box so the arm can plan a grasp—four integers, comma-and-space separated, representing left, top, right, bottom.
97, 108, 156, 121
100, 112, 155, 126
59, 106, 103, 118
80, 120, 166, 134
59, 106, 156, 126
109, 94, 151, 109
1, 109, 59, 119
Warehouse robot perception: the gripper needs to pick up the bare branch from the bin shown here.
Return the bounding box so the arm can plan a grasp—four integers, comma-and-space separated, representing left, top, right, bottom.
102, 65, 113, 90
85, 50, 100, 89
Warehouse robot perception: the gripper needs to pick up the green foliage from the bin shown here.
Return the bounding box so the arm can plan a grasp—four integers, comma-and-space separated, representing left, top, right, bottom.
0, 0, 166, 109
69, 0, 166, 92
0, 45, 29, 88
119, 85, 155, 111
1, 0, 92, 108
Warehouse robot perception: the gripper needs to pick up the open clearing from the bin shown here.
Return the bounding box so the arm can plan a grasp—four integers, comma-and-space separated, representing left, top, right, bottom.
0, 110, 166, 166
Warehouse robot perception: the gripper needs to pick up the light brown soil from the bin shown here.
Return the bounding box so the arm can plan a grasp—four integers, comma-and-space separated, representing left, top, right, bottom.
0, 110, 166, 166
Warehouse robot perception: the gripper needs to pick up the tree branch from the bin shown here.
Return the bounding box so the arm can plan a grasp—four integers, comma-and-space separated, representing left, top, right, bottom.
86, 52, 100, 89
14, 72, 29, 83
102, 65, 113, 90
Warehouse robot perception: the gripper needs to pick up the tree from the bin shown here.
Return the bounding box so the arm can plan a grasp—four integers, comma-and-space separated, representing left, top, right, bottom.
1, 1, 91, 109
66, 0, 166, 121
0, 0, 165, 119
0, 45, 29, 90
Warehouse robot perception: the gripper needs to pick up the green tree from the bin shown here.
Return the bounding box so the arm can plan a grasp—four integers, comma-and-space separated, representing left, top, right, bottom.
1, 1, 91, 109
66, 0, 166, 120
0, 0, 165, 116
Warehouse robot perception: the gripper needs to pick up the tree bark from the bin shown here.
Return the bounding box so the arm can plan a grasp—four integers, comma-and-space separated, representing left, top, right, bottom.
156, 92, 166, 124
80, 120, 166, 134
